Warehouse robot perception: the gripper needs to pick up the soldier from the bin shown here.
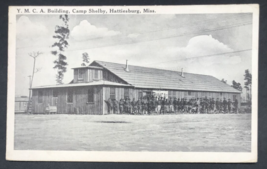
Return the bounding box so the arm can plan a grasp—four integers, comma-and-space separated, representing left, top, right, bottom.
173, 97, 177, 113
119, 98, 124, 114
223, 98, 227, 113
215, 98, 220, 113
124, 97, 129, 114
137, 98, 142, 114
210, 98, 215, 113
142, 97, 148, 114
234, 98, 238, 113
228, 99, 232, 113
160, 97, 165, 114
196, 98, 200, 114
169, 97, 174, 113
131, 98, 136, 114
219, 99, 223, 113
113, 99, 119, 114
107, 98, 113, 114
183, 98, 188, 113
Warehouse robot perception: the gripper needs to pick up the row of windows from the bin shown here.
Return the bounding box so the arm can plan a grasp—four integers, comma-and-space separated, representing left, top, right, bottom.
37, 87, 129, 103
37, 89, 237, 104
38, 89, 95, 103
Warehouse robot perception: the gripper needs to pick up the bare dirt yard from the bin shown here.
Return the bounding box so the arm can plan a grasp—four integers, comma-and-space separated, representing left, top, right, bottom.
14, 114, 251, 152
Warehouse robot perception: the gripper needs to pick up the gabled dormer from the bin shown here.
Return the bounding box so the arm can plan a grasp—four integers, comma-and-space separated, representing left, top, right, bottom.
72, 66, 103, 83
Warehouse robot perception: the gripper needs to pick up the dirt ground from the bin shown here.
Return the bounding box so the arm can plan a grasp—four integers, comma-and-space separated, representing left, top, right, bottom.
14, 114, 251, 152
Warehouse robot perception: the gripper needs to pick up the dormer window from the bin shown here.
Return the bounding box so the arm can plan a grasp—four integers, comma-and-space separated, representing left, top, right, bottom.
78, 69, 84, 80
94, 70, 99, 79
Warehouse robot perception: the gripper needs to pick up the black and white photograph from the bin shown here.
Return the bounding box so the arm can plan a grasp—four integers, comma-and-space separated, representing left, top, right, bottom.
7, 5, 259, 162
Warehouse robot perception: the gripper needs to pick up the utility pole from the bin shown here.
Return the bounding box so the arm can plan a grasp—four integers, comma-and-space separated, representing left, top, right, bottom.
26, 51, 42, 114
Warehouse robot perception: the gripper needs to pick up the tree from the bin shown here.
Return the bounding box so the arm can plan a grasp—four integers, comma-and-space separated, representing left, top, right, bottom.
51, 14, 70, 84
81, 52, 90, 66
244, 69, 252, 101
27, 51, 42, 113
231, 80, 242, 91
221, 78, 227, 84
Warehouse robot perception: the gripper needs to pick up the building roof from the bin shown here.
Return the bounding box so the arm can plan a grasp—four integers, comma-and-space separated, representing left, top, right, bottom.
32, 80, 132, 89
71, 66, 103, 69
92, 60, 241, 93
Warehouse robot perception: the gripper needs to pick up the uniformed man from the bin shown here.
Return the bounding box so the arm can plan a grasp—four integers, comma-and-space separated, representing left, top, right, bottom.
113, 99, 119, 114
228, 99, 232, 113
160, 97, 165, 114
234, 98, 238, 113
131, 98, 136, 114
173, 98, 177, 113
107, 98, 113, 114
223, 98, 227, 113
219, 99, 223, 113
119, 98, 124, 114
211, 98, 215, 113
215, 98, 220, 113
142, 98, 148, 114
137, 98, 142, 114
169, 97, 174, 113
196, 98, 200, 114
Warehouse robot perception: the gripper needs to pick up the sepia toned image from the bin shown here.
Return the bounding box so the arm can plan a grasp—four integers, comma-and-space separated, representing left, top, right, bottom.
7, 5, 258, 162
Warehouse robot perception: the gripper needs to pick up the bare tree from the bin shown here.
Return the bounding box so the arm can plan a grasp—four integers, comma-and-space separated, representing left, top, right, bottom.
26, 51, 42, 113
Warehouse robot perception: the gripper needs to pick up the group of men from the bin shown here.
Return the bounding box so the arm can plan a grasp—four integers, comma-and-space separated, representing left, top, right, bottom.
105, 95, 239, 115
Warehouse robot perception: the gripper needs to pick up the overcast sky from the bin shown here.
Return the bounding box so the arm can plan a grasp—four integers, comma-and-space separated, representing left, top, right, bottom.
15, 13, 252, 96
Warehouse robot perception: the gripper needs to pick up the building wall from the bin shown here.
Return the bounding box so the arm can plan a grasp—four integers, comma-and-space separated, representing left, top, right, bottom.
32, 86, 103, 114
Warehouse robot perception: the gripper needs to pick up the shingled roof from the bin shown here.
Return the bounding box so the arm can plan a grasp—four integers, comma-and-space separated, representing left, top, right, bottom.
92, 60, 241, 93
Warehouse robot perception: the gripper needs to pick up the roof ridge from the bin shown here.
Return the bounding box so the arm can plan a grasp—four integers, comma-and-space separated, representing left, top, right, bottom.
93, 60, 213, 77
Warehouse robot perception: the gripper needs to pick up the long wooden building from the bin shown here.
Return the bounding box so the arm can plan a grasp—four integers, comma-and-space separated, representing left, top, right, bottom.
31, 60, 241, 114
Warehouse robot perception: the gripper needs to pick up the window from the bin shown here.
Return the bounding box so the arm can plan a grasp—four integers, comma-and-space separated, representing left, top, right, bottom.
110, 87, 116, 99
67, 90, 73, 103
88, 88, 94, 103
78, 69, 84, 79
188, 91, 191, 96
94, 70, 99, 79
53, 90, 58, 97
220, 92, 222, 96
124, 88, 129, 99
38, 91, 43, 103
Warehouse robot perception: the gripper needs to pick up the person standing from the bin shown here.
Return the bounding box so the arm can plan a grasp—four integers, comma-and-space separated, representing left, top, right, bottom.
228, 99, 232, 113
169, 97, 174, 113
113, 99, 119, 114
160, 97, 165, 114
119, 98, 124, 114
131, 98, 136, 114
215, 98, 220, 113
234, 98, 239, 113
196, 98, 200, 114
223, 98, 227, 113
137, 98, 142, 114
173, 98, 177, 113
107, 98, 113, 114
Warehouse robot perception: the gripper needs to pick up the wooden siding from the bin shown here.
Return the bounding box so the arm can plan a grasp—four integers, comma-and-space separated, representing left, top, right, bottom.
102, 70, 126, 84
32, 86, 103, 114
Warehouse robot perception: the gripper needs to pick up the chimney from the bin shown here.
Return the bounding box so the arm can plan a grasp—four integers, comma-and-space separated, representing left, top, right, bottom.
181, 68, 184, 77
125, 60, 129, 72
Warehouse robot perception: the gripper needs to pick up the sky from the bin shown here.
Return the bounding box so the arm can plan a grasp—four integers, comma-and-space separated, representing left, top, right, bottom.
15, 13, 252, 97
